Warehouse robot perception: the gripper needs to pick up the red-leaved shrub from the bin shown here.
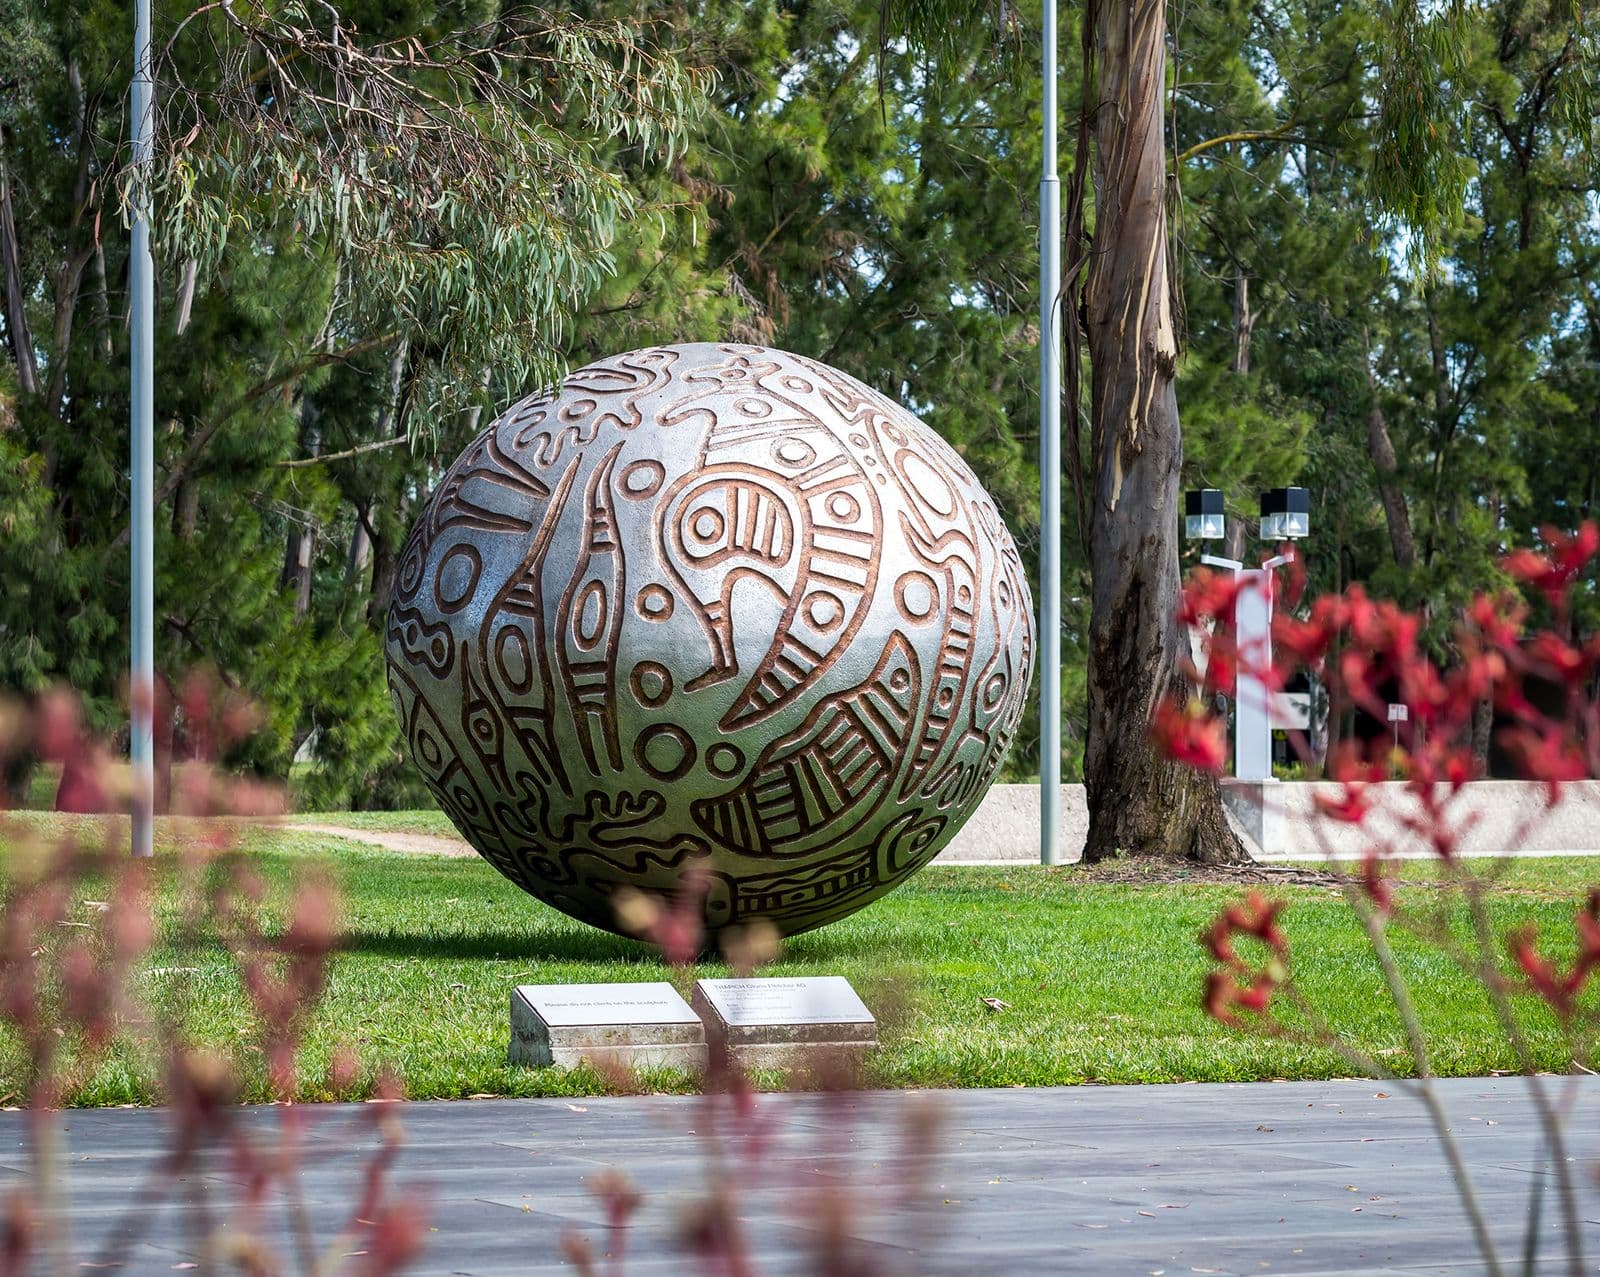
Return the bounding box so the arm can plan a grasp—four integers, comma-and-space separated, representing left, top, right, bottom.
0, 679, 424, 1276
1157, 522, 1599, 1276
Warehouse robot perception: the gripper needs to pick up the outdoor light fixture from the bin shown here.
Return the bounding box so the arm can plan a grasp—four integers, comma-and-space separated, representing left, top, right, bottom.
1178, 483, 1314, 815
1185, 488, 1225, 541
1259, 487, 1310, 540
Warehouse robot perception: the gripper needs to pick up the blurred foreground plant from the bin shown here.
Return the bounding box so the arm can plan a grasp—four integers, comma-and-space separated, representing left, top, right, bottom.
0, 679, 424, 1276
558, 868, 941, 1276
1158, 523, 1600, 1277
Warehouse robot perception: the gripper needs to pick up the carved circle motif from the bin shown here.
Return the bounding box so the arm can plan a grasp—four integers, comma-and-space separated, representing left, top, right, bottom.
385, 344, 1035, 939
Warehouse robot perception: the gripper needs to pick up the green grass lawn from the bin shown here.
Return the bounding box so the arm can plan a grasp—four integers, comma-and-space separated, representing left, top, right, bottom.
1, 817, 1595, 1106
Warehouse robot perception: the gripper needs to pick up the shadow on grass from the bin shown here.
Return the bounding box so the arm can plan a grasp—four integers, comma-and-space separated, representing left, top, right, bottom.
338, 921, 909, 967
338, 926, 661, 965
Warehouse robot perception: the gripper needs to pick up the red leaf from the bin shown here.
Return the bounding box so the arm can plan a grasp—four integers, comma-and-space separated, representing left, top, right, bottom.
1149, 697, 1227, 774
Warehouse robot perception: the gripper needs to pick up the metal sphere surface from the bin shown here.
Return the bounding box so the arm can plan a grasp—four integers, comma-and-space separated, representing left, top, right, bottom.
385, 344, 1034, 939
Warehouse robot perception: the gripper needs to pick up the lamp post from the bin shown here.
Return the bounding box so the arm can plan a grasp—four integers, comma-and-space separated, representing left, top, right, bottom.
1038, 0, 1063, 865
1185, 487, 1311, 782
1259, 486, 1310, 541
130, 0, 155, 858
1184, 488, 1225, 542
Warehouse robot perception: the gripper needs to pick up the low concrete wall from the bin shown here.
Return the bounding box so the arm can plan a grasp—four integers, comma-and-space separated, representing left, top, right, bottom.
939, 785, 1086, 862
936, 780, 1600, 862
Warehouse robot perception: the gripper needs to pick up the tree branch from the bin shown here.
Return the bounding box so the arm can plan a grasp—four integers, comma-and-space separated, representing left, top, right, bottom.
275, 433, 410, 468
1176, 123, 1301, 165
110, 330, 398, 548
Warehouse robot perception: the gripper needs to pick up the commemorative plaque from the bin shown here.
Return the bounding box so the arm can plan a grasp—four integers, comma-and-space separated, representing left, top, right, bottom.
691, 976, 877, 1069
509, 982, 707, 1071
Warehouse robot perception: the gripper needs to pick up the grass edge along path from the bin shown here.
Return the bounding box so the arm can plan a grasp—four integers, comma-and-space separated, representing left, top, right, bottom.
1, 822, 1595, 1107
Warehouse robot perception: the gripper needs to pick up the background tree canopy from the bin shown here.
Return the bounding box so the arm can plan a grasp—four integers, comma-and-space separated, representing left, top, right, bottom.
0, 0, 1594, 807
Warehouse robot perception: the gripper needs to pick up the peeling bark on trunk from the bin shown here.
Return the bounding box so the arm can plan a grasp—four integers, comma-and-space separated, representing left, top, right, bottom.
1060, 0, 1098, 562
1081, 0, 1245, 864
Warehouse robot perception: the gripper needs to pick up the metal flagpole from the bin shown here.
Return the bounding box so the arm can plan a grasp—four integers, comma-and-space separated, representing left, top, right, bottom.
1038, 0, 1063, 865
130, 0, 155, 858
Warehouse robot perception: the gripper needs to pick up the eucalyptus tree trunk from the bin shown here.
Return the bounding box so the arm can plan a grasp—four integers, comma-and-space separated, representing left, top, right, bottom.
1362, 325, 1416, 569
1081, 0, 1244, 863
1231, 271, 1254, 376
0, 131, 39, 396
345, 514, 371, 589
283, 410, 321, 620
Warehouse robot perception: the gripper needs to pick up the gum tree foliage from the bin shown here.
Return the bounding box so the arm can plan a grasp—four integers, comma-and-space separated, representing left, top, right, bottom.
319, 0, 1086, 789
0, 0, 702, 801
1169, 0, 1598, 751
697, 0, 1061, 776
873, 0, 1596, 858
3, 0, 1595, 818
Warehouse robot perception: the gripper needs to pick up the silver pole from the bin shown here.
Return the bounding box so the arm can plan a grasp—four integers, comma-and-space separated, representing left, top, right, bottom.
130, 0, 155, 858
1038, 0, 1063, 864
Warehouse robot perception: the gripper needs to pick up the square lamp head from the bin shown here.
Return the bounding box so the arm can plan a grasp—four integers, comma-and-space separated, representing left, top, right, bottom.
1185, 488, 1225, 541
1260, 486, 1310, 540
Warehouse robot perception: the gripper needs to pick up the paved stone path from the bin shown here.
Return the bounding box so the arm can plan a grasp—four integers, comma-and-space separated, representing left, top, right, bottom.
10, 1077, 1596, 1275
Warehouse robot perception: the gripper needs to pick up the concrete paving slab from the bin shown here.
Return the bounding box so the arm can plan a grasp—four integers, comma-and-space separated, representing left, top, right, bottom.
1, 1076, 1595, 1274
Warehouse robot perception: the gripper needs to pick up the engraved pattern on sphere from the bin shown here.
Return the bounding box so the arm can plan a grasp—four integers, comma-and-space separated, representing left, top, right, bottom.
386, 344, 1034, 938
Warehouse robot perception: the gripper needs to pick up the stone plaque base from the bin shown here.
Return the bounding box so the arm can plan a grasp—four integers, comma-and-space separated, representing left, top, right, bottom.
692, 976, 877, 1070
509, 982, 707, 1072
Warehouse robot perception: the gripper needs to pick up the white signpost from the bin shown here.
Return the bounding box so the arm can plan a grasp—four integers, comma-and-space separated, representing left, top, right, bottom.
1388, 702, 1409, 749
1201, 548, 1292, 854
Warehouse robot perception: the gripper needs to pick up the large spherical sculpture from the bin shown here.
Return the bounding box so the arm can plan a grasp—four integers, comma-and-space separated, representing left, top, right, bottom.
386, 344, 1033, 939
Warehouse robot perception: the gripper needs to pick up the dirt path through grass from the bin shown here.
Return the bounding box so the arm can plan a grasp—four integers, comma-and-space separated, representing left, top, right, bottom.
290, 821, 478, 857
